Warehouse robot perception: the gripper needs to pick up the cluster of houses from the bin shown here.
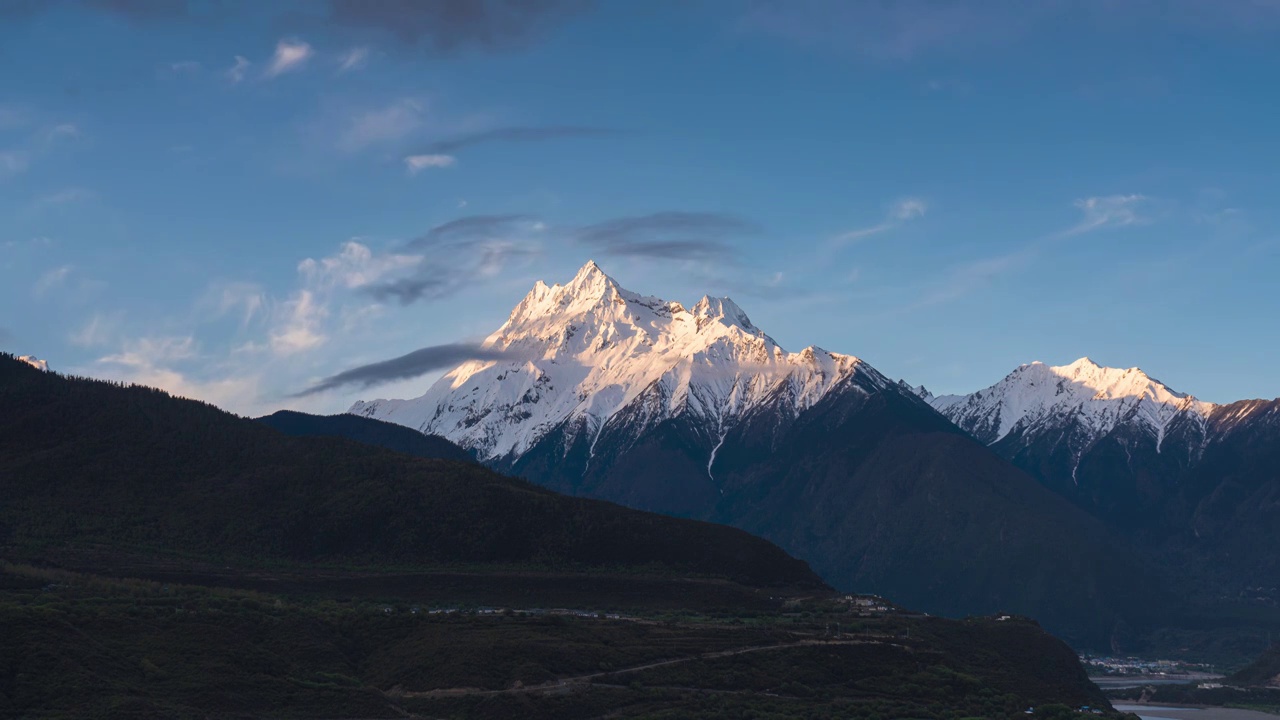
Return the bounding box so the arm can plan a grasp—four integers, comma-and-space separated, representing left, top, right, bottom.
839, 594, 892, 615
1079, 654, 1212, 677
375, 605, 628, 620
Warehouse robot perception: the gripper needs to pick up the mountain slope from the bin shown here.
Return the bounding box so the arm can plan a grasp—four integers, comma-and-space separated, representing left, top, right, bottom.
1229, 643, 1280, 687
926, 359, 1280, 607
256, 409, 474, 462
352, 262, 1163, 648
351, 260, 869, 467
0, 353, 1121, 720
0, 353, 824, 593
923, 358, 1216, 527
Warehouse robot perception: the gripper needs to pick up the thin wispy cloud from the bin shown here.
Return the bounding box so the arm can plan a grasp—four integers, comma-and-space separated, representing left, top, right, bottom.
337, 98, 425, 152
0, 151, 28, 180
907, 193, 1148, 311
91, 332, 263, 411
268, 290, 327, 356
33, 265, 73, 297
1061, 194, 1148, 237
366, 241, 535, 305
404, 153, 455, 173
350, 215, 542, 305
908, 247, 1035, 311
265, 39, 313, 78
169, 60, 201, 73
406, 214, 537, 249
68, 312, 123, 348
225, 55, 251, 83
100, 334, 198, 368
0, 104, 31, 130
337, 46, 370, 72
199, 281, 266, 327
738, 1, 1280, 61
573, 211, 756, 261
398, 125, 612, 173
291, 342, 511, 397
33, 187, 95, 210
298, 240, 423, 292
43, 123, 80, 144
893, 197, 928, 220
406, 125, 614, 165
0, 120, 80, 181
832, 197, 927, 246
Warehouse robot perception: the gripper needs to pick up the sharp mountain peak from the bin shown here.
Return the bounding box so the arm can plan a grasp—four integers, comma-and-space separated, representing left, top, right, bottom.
351, 261, 879, 462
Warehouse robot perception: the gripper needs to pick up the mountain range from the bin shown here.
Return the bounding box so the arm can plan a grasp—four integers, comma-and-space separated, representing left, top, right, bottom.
257, 409, 474, 463
352, 261, 1169, 648
922, 359, 1280, 607
0, 353, 1116, 719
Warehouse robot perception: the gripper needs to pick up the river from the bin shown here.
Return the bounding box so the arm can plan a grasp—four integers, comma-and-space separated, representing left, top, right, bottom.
1114, 704, 1278, 720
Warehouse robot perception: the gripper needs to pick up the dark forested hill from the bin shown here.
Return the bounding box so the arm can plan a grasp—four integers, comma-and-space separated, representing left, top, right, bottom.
0, 354, 1125, 719
256, 409, 475, 463
1229, 643, 1280, 687
0, 354, 821, 591
505, 379, 1165, 649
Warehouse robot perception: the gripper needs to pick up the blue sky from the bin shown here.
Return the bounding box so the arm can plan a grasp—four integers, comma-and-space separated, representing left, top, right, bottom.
2, 0, 1278, 414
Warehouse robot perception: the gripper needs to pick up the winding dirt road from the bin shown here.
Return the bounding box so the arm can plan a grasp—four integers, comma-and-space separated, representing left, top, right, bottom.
390, 637, 900, 699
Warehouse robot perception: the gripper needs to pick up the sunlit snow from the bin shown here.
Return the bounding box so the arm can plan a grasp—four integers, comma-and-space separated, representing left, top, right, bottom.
351, 261, 880, 462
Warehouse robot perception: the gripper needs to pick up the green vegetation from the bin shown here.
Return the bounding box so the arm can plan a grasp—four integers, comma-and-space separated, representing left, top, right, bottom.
1229, 643, 1280, 687
1100, 638, 1280, 712
0, 563, 1129, 719
1106, 644, 1280, 714
255, 409, 475, 463
0, 355, 820, 591
0, 356, 1128, 718
1108, 683, 1280, 715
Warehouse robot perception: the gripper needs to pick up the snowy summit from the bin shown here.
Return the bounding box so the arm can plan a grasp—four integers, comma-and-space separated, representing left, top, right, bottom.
927, 357, 1216, 450
351, 261, 880, 463
17, 356, 50, 372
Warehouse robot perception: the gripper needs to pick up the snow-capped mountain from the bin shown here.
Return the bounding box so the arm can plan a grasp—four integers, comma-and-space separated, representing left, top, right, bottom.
925, 357, 1216, 452
924, 357, 1280, 566
18, 356, 49, 372
352, 260, 886, 467
349, 262, 1160, 646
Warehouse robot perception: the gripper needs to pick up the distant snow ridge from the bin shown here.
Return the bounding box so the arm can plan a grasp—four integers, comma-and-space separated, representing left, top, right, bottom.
18, 355, 50, 372
351, 260, 880, 463
926, 357, 1216, 451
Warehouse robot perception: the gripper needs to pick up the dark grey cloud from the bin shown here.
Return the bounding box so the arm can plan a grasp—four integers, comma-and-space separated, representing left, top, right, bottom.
739, 1, 1280, 61
406, 213, 534, 249
415, 126, 615, 156
0, 0, 215, 22
359, 209, 757, 306
362, 215, 540, 306
0, 0, 46, 20
363, 267, 454, 305
291, 341, 510, 396
4, 0, 591, 51
323, 0, 593, 54
86, 0, 191, 19
573, 212, 757, 261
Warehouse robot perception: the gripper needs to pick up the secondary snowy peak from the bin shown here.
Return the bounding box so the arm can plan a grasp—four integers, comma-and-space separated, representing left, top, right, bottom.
18, 355, 50, 372
930, 357, 1215, 447
351, 261, 881, 461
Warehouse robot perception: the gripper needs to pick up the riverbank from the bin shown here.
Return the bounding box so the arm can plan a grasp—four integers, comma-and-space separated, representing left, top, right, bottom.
1094, 674, 1224, 690
1114, 703, 1279, 719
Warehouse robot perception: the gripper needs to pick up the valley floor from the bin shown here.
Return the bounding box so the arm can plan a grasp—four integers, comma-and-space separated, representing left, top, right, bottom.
0, 555, 1119, 720
1115, 704, 1280, 720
